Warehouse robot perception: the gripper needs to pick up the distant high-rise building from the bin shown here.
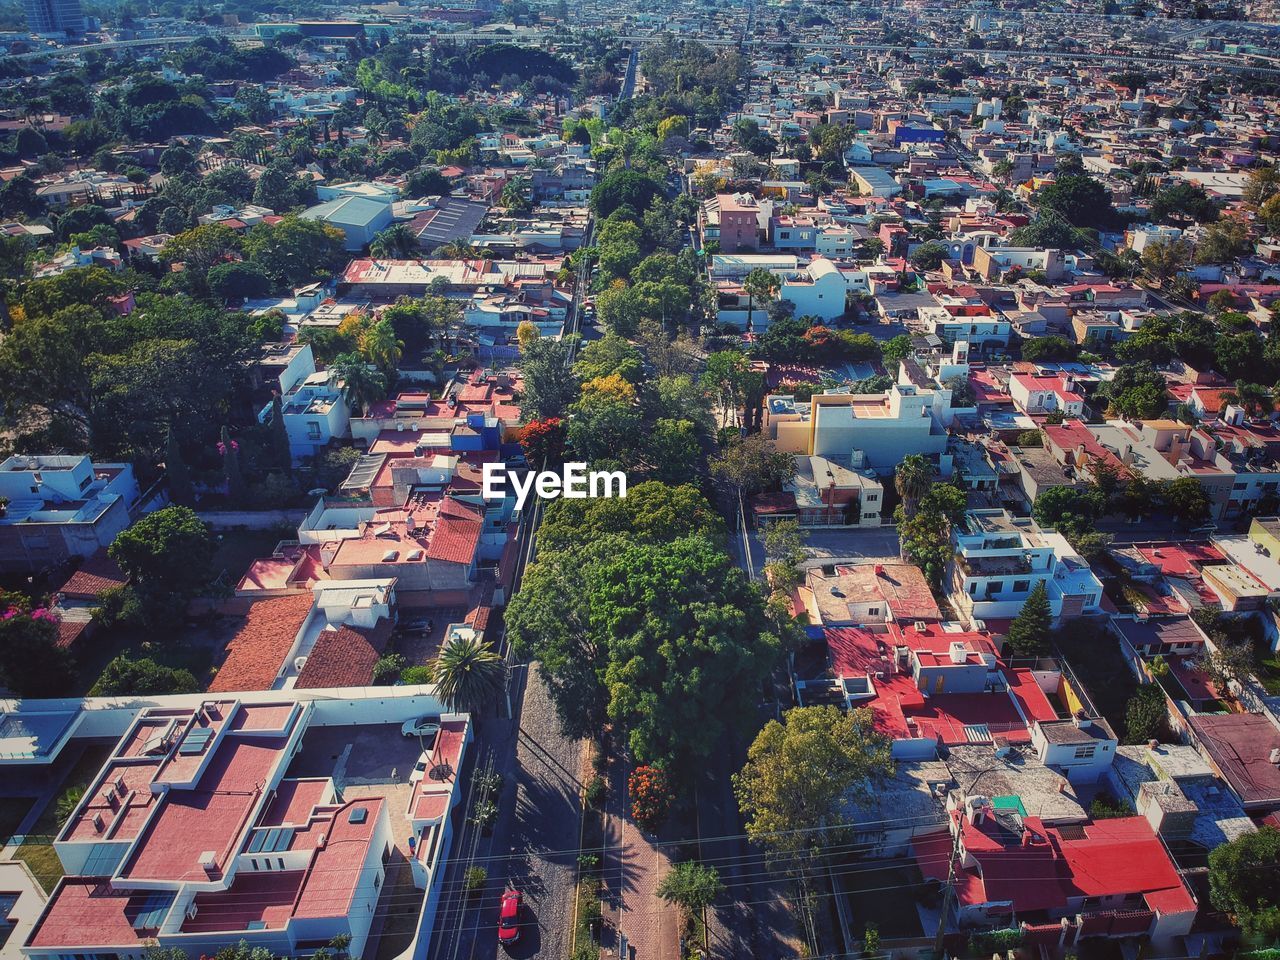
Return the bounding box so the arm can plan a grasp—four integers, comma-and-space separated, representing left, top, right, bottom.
24, 0, 84, 35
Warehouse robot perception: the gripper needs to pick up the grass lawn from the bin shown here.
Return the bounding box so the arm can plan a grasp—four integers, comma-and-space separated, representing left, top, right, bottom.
1251, 635, 1280, 696
0, 797, 34, 843
72, 621, 219, 695
16, 745, 114, 892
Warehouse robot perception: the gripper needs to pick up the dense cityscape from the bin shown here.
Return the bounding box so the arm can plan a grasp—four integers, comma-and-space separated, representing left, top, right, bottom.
2, 1, 1280, 959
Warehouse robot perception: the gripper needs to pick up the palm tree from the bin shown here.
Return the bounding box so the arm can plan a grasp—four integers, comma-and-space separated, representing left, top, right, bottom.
433, 240, 480, 259
1226, 379, 1271, 418
330, 352, 387, 415
360, 319, 403, 376
895, 454, 935, 519
432, 632, 505, 714
742, 267, 780, 332
370, 222, 420, 259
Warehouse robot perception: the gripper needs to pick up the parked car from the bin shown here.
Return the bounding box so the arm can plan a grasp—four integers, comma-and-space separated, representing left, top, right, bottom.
498, 890, 522, 946
401, 716, 441, 739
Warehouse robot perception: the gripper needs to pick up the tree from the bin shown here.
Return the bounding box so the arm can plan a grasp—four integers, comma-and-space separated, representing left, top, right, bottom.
1209, 827, 1280, 942
644, 418, 701, 484
658, 861, 724, 915
742, 268, 780, 331
896, 484, 967, 588
208, 261, 273, 301
1005, 582, 1052, 656
90, 655, 199, 695
895, 454, 935, 519
242, 215, 346, 287
1021, 336, 1078, 362
517, 417, 566, 467
1198, 640, 1254, 692
1032, 486, 1107, 541
909, 241, 950, 271
516, 320, 540, 350
360, 318, 403, 376
1243, 166, 1280, 208
0, 591, 73, 698
881, 334, 912, 369
1140, 238, 1192, 284
517, 336, 577, 421
537, 482, 722, 555
1032, 173, 1116, 229
162, 223, 241, 291
590, 169, 664, 218
108, 506, 214, 610
220, 426, 247, 505
370, 222, 419, 258
165, 426, 193, 506
1123, 683, 1168, 745
599, 536, 782, 767
1163, 476, 1211, 527
1195, 217, 1252, 265
573, 333, 644, 384
330, 353, 387, 414
710, 434, 793, 501
432, 632, 505, 713
734, 705, 893, 874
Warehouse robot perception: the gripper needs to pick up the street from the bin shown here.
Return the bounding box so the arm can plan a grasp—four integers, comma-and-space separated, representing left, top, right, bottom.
424, 664, 582, 960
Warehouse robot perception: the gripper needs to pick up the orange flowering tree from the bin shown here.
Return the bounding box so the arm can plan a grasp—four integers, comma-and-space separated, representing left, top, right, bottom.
629, 764, 673, 831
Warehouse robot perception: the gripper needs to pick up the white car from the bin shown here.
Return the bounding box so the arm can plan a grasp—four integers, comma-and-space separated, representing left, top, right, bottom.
401, 716, 441, 739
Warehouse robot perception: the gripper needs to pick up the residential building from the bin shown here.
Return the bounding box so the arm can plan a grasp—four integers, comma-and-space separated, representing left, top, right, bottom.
950, 509, 1105, 620
763, 382, 952, 474
914, 795, 1197, 943
701, 193, 761, 253
20, 697, 471, 960
0, 455, 141, 575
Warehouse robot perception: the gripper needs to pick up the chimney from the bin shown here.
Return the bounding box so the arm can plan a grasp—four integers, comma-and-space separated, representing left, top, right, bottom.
1270, 748, 1280, 765
949, 641, 968, 665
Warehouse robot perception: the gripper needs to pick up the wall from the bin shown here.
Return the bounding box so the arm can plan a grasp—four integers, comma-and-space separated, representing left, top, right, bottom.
197, 510, 308, 530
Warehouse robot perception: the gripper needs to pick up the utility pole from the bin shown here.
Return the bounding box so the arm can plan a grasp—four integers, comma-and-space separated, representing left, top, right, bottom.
933, 816, 962, 959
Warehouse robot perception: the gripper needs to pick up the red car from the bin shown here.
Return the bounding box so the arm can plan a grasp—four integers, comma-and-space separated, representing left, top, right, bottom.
498, 890, 522, 946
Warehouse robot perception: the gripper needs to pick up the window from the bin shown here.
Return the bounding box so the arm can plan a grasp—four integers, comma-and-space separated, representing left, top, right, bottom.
307, 421, 322, 440
1233, 481, 1248, 491
867, 607, 880, 616
1013, 580, 1030, 593
1073, 744, 1096, 760
780, 231, 791, 239
866, 493, 878, 502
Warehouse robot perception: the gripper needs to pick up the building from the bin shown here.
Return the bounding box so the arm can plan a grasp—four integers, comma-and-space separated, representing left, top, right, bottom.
763, 383, 952, 474
1186, 712, 1280, 813
702, 193, 760, 253
950, 509, 1104, 621
300, 196, 394, 251
914, 796, 1197, 943
0, 455, 141, 575
258, 346, 352, 460
1008, 373, 1085, 418
21, 697, 471, 960
24, 0, 84, 34
796, 562, 940, 629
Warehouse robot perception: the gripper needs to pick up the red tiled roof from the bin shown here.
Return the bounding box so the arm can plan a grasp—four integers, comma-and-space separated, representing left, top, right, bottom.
56, 551, 127, 599
294, 620, 393, 689
208, 594, 313, 692
427, 498, 484, 564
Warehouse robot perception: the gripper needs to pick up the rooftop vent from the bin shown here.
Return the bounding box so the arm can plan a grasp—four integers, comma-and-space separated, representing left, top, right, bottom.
348, 806, 368, 825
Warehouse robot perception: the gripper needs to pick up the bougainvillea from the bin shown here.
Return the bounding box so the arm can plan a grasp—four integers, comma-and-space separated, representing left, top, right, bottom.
629, 764, 673, 832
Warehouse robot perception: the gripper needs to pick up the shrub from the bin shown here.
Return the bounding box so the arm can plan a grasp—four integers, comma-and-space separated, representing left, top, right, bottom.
400, 665, 433, 685
464, 866, 487, 893
585, 775, 608, 809
372, 653, 406, 684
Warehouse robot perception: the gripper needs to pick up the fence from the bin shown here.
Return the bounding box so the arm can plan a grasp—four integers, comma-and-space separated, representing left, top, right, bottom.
196, 509, 307, 530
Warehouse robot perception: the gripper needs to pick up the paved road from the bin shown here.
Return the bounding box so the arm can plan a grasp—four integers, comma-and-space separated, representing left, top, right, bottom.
424, 664, 581, 960
698, 734, 800, 959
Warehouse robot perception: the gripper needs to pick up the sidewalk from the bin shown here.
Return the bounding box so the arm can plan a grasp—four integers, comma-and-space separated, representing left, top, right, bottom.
601, 755, 681, 959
